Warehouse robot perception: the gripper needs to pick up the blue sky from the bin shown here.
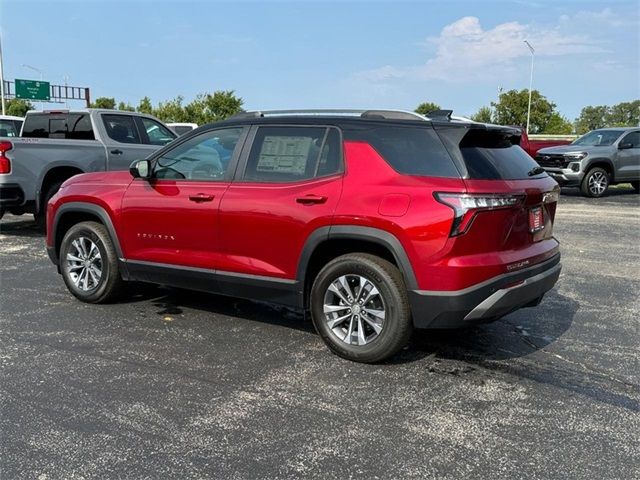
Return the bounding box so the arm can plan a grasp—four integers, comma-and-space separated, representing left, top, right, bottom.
1, 0, 638, 120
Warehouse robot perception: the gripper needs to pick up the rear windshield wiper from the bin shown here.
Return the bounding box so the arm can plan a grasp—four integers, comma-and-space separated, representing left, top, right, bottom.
528, 166, 545, 176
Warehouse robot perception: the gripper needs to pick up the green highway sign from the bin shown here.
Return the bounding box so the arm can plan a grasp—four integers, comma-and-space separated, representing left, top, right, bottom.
15, 78, 50, 101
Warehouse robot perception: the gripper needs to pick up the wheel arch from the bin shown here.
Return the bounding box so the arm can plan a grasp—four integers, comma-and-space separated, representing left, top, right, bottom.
52, 202, 124, 266
297, 226, 418, 308
585, 158, 615, 182
38, 165, 85, 213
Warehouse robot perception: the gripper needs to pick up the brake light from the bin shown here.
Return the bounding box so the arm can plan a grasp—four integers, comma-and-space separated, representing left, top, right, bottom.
434, 192, 524, 236
0, 141, 12, 174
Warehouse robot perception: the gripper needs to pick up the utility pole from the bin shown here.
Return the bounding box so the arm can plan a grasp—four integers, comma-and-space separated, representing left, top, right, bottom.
524, 40, 535, 134
0, 31, 6, 115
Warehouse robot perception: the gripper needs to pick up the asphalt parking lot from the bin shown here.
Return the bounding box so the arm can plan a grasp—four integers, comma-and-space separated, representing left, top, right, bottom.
1, 187, 639, 480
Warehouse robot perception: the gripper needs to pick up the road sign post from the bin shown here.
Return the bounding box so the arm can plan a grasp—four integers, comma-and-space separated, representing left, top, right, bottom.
15, 78, 51, 101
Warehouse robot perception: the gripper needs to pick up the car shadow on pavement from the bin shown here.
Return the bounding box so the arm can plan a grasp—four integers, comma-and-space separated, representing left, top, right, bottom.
0, 216, 42, 238
140, 285, 580, 363
561, 185, 637, 197
135, 285, 315, 334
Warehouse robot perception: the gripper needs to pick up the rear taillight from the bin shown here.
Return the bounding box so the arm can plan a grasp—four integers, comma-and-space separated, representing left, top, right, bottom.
435, 192, 524, 236
0, 141, 12, 174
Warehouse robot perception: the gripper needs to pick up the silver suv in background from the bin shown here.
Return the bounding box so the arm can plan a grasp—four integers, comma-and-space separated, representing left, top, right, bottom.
536, 127, 640, 197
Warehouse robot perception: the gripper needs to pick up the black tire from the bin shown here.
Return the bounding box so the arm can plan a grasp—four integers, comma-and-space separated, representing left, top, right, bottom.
59, 221, 123, 303
580, 167, 610, 198
631, 181, 640, 193
310, 253, 413, 363
34, 180, 64, 231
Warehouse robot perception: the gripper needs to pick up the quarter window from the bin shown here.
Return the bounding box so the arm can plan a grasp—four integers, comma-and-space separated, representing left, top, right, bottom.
244, 126, 341, 182
343, 125, 459, 178
154, 127, 243, 181
102, 115, 140, 144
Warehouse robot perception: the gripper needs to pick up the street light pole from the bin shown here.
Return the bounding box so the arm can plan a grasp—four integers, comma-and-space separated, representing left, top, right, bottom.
22, 63, 44, 81
21, 64, 46, 110
524, 40, 535, 134
0, 32, 6, 116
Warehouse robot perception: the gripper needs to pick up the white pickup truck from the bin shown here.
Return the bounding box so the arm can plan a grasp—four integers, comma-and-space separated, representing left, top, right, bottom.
0, 109, 177, 225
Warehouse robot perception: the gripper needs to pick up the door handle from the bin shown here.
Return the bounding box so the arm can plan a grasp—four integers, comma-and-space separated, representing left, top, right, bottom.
189, 193, 215, 202
111, 149, 123, 155
296, 195, 328, 205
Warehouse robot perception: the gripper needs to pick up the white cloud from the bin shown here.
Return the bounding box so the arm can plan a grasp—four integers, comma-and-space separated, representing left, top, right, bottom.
354, 14, 607, 84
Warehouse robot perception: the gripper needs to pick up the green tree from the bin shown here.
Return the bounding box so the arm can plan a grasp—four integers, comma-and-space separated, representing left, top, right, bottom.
117, 101, 135, 112
154, 96, 189, 123
187, 90, 244, 124
470, 106, 493, 123
491, 89, 562, 134
90, 97, 116, 109
543, 113, 573, 134
606, 100, 640, 127
414, 102, 441, 116
5, 98, 34, 117
136, 96, 154, 115
574, 105, 609, 134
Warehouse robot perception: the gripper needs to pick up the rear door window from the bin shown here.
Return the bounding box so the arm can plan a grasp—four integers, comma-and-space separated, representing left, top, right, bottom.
102, 114, 141, 144
343, 125, 460, 178
138, 117, 176, 146
21, 113, 95, 140
243, 126, 342, 182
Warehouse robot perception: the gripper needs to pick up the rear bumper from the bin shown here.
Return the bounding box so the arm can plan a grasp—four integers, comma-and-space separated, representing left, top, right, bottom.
409, 254, 561, 328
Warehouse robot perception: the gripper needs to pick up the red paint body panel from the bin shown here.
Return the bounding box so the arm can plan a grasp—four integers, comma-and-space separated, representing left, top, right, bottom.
218, 175, 343, 278
119, 178, 231, 269
47, 130, 561, 297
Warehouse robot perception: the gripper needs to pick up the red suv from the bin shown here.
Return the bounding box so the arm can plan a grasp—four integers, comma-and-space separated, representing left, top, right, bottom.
46, 109, 561, 363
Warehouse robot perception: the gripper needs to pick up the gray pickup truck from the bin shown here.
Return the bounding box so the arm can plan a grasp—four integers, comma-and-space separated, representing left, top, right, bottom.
0, 109, 177, 224
535, 127, 640, 197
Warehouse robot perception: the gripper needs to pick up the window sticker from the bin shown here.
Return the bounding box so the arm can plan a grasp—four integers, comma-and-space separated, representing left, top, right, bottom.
256, 136, 313, 174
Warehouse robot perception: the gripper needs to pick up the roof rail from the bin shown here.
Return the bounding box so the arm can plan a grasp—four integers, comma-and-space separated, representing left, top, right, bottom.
228, 109, 428, 121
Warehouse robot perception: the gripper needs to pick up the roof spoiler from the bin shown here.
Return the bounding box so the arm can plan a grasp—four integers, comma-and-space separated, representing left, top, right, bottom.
427, 109, 453, 121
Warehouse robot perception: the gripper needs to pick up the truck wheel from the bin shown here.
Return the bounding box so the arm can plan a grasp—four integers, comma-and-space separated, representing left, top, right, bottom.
34, 180, 64, 230
59, 221, 123, 303
631, 181, 640, 193
581, 167, 609, 198
310, 253, 413, 363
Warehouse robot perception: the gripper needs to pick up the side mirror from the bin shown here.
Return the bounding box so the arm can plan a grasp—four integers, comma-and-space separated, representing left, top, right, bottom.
618, 142, 633, 150
129, 159, 151, 179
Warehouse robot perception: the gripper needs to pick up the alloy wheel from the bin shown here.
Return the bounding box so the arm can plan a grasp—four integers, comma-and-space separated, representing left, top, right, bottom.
66, 236, 103, 291
323, 274, 386, 346
588, 171, 608, 196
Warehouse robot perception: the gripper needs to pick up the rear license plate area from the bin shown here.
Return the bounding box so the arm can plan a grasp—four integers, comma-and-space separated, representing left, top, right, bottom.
529, 206, 544, 233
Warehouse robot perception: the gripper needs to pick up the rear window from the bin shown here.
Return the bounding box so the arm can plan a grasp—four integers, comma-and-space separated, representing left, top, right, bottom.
22, 113, 95, 140
458, 129, 546, 180
343, 125, 459, 178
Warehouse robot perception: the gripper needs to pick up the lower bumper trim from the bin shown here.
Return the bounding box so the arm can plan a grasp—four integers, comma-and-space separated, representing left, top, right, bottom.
409, 254, 561, 329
